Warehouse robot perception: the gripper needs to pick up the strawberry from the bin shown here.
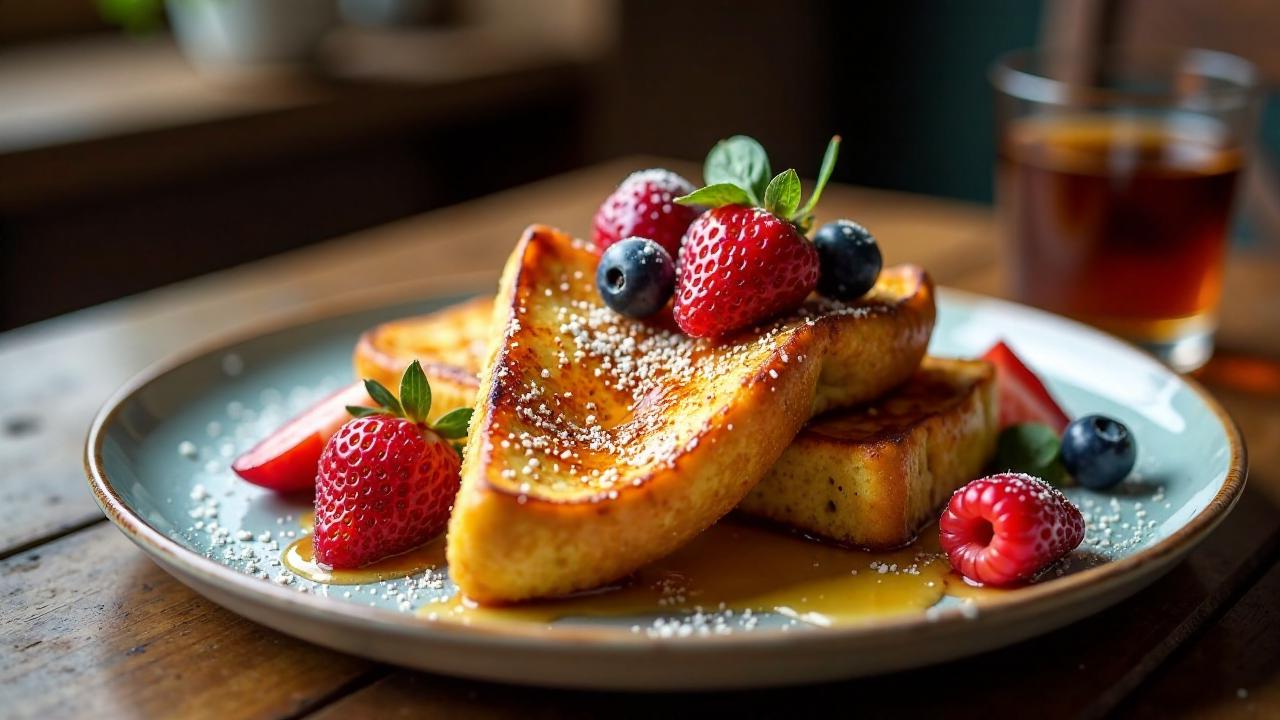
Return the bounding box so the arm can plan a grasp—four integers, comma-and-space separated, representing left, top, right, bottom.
670, 135, 840, 337
674, 206, 819, 337
313, 361, 472, 569
592, 169, 700, 258
939, 473, 1085, 587
232, 382, 374, 493
981, 341, 1071, 433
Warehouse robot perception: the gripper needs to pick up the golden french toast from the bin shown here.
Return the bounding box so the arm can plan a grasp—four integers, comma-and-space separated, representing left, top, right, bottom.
353, 290, 995, 552
444, 225, 935, 603
737, 356, 998, 549
353, 296, 489, 421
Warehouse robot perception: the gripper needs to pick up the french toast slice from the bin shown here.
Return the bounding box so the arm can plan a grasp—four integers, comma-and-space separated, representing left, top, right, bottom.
353, 296, 489, 421
446, 225, 935, 603
736, 356, 998, 549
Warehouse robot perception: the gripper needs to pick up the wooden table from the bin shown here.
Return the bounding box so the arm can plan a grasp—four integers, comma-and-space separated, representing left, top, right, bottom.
3, 159, 1277, 719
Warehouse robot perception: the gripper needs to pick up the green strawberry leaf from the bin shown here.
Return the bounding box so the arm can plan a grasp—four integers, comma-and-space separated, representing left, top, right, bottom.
363, 378, 403, 419
432, 407, 473, 439
346, 405, 380, 419
763, 169, 802, 219
398, 360, 432, 423
674, 182, 753, 209
994, 422, 1070, 486
703, 135, 771, 204
795, 135, 841, 222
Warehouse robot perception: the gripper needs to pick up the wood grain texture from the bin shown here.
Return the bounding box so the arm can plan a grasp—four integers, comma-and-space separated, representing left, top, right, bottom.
1124, 556, 1280, 719
0, 159, 994, 558
0, 523, 376, 720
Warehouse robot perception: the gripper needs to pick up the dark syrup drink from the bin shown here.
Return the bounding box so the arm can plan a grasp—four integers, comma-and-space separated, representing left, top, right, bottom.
998, 115, 1241, 349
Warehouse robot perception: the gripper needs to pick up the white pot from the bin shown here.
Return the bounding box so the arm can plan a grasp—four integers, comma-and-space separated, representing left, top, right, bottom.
167, 0, 337, 76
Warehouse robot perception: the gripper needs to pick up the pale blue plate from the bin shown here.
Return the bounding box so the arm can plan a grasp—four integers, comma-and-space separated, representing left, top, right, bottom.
86, 288, 1246, 690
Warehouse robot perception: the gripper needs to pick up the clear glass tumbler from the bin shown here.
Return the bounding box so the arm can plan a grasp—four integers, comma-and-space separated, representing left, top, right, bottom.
992, 47, 1260, 372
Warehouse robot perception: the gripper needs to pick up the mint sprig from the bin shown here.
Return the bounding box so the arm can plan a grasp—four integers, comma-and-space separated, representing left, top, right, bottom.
676, 134, 841, 233
677, 183, 754, 208
348, 360, 474, 441
763, 169, 801, 219
994, 422, 1070, 487
703, 135, 772, 203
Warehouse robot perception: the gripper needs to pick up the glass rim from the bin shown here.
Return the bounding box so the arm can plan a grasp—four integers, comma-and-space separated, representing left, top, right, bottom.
991, 46, 1261, 111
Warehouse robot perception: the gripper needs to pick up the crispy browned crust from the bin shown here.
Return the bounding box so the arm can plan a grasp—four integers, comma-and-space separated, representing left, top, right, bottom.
737, 357, 998, 549
352, 297, 488, 422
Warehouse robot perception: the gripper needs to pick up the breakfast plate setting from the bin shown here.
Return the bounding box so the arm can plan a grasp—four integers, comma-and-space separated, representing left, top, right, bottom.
86, 137, 1245, 690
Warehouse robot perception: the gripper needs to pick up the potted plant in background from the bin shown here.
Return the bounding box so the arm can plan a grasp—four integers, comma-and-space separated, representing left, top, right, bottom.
99, 0, 338, 78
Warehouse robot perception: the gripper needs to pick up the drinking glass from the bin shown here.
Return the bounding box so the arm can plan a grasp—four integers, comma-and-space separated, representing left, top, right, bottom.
992, 47, 1260, 372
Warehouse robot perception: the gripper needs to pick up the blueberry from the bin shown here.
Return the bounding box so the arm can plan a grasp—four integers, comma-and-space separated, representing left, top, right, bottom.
813, 220, 883, 300
596, 237, 676, 318
1060, 415, 1137, 489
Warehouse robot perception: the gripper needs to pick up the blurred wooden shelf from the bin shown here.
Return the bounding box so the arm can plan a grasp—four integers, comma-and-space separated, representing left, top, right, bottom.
0, 29, 590, 212
0, 27, 596, 329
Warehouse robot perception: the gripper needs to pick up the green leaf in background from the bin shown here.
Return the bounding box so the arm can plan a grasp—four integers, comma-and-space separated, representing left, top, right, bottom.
433, 408, 474, 439
703, 136, 771, 204
674, 183, 754, 209
796, 135, 842, 221
398, 360, 432, 423
763, 169, 802, 219
364, 378, 404, 419
97, 0, 165, 34
994, 422, 1069, 486
346, 405, 380, 419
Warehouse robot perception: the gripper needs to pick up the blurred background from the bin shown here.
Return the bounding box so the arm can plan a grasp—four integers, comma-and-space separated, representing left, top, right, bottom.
1, 0, 1276, 331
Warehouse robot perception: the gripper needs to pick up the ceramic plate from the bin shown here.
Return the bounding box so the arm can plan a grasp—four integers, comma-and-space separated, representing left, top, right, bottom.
86, 288, 1246, 690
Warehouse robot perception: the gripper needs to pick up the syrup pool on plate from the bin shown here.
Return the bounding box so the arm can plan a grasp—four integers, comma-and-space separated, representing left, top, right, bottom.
283, 512, 1007, 625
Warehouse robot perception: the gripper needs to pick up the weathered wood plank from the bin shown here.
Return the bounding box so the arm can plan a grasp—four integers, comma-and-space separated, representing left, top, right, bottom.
1123, 555, 1280, 719
0, 523, 376, 720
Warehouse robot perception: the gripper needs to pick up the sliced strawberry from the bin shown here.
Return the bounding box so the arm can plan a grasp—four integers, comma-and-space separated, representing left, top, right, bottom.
232, 382, 373, 492
982, 341, 1070, 433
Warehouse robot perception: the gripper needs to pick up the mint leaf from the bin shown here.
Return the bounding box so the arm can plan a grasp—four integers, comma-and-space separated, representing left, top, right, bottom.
674, 183, 753, 208
704, 136, 771, 204
363, 378, 403, 419
994, 422, 1069, 486
346, 405, 380, 419
398, 360, 431, 423
796, 135, 841, 222
763, 169, 802, 219
433, 407, 473, 439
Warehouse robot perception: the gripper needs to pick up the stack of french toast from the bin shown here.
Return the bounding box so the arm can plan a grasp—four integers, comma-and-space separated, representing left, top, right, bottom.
353, 223, 999, 603
233, 135, 1033, 604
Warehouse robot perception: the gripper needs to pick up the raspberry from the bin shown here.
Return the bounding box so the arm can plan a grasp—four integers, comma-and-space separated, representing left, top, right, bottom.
592, 169, 699, 258
939, 473, 1085, 586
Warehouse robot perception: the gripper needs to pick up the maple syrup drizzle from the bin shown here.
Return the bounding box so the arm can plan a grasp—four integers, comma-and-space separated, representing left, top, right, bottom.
284, 512, 445, 585
431, 521, 956, 627
281, 513, 1013, 624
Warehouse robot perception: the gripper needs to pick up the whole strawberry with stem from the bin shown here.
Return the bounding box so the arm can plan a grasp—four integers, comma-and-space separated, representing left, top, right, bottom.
592, 168, 700, 258
313, 361, 473, 569
672, 135, 840, 338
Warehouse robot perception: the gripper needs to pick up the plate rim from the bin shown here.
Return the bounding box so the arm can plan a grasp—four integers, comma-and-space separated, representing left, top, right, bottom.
83, 285, 1249, 651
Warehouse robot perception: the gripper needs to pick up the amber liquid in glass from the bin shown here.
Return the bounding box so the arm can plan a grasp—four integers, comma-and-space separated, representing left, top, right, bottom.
998, 115, 1241, 346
